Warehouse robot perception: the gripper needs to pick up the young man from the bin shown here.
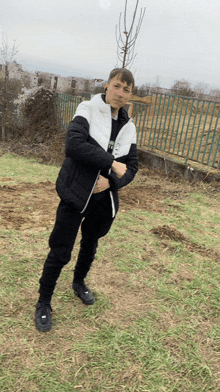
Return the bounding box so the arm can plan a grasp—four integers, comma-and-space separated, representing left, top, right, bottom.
35, 68, 138, 332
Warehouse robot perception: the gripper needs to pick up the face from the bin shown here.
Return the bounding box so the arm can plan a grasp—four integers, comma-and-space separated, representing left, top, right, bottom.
105, 75, 133, 113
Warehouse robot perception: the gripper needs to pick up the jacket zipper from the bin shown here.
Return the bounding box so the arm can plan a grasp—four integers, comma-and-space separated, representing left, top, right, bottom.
109, 120, 132, 218
109, 119, 132, 218
81, 116, 132, 216
80, 170, 101, 214
81, 108, 112, 215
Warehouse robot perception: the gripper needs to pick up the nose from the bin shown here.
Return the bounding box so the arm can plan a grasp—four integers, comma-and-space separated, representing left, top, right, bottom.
116, 88, 123, 97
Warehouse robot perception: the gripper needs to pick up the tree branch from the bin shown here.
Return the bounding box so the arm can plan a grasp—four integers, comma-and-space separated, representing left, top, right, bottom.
115, 0, 146, 69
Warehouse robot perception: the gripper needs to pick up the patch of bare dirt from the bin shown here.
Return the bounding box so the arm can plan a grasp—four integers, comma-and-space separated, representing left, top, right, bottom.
119, 184, 166, 212
0, 181, 59, 230
0, 167, 190, 230
118, 166, 195, 212
151, 224, 220, 262
151, 225, 187, 241
0, 164, 219, 269
0, 164, 218, 232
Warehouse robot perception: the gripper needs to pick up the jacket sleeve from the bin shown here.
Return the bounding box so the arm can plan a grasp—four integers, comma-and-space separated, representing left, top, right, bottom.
107, 143, 138, 191
65, 114, 114, 172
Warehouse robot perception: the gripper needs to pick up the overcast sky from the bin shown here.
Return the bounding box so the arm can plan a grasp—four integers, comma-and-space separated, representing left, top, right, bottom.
0, 0, 220, 88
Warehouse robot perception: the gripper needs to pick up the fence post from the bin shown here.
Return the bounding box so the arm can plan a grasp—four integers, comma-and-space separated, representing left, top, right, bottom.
128, 102, 134, 118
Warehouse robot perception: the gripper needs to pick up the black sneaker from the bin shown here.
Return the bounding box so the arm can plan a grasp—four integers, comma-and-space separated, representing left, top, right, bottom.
35, 302, 52, 332
72, 281, 95, 305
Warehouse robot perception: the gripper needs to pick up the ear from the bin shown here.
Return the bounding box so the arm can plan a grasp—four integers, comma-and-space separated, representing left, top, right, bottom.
104, 82, 108, 91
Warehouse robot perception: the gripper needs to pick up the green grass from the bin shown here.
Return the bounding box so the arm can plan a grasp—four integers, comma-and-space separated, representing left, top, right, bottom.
0, 153, 59, 184
0, 153, 220, 391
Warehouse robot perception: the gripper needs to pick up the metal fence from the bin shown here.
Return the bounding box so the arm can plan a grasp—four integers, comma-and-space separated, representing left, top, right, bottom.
132, 94, 220, 168
56, 93, 83, 129
56, 92, 220, 169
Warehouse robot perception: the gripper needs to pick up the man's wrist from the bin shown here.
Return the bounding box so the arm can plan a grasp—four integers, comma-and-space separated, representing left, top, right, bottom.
111, 160, 117, 171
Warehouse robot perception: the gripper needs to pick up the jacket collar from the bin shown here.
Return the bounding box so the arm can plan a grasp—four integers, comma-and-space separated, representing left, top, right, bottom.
90, 93, 109, 112
90, 94, 130, 125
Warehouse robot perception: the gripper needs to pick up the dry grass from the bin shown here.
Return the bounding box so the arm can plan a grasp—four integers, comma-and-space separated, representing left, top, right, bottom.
1, 153, 220, 391
133, 94, 220, 168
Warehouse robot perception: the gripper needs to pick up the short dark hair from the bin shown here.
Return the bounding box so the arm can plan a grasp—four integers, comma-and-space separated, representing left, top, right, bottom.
108, 68, 135, 89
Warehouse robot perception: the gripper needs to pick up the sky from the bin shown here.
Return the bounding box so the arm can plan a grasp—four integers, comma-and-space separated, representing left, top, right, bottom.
0, 0, 220, 89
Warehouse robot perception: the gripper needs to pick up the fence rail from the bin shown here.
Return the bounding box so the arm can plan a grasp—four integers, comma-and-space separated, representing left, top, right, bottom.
132, 94, 220, 169
56, 92, 220, 169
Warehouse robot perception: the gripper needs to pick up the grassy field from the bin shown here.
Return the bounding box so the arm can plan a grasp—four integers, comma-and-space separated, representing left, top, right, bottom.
0, 153, 220, 391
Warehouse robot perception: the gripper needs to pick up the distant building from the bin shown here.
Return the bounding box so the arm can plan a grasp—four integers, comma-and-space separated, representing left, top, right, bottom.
0, 61, 96, 94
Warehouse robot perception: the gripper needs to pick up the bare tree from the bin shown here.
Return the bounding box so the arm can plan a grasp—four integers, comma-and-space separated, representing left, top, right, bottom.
0, 33, 18, 140
152, 75, 160, 93
115, 0, 146, 69
209, 88, 220, 102
171, 79, 195, 98
193, 82, 210, 99
138, 83, 152, 97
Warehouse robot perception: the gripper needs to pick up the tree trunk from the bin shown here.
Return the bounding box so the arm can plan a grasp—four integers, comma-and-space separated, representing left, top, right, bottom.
2, 124, 6, 141
1, 63, 8, 141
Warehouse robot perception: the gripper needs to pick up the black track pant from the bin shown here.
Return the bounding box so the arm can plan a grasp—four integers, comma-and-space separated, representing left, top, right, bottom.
38, 191, 114, 303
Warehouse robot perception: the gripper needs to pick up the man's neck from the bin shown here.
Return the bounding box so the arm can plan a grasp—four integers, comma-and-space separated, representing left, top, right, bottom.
101, 94, 119, 118
111, 107, 119, 118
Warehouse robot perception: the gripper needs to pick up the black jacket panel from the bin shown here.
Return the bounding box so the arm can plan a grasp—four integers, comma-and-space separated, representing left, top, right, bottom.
65, 116, 114, 171
108, 143, 138, 191
56, 157, 98, 211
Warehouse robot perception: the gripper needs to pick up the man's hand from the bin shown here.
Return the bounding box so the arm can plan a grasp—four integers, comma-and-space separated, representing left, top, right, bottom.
93, 175, 110, 194
111, 161, 127, 178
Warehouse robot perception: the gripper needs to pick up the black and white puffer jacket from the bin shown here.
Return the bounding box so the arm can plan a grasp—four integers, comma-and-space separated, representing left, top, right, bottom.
56, 93, 138, 217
